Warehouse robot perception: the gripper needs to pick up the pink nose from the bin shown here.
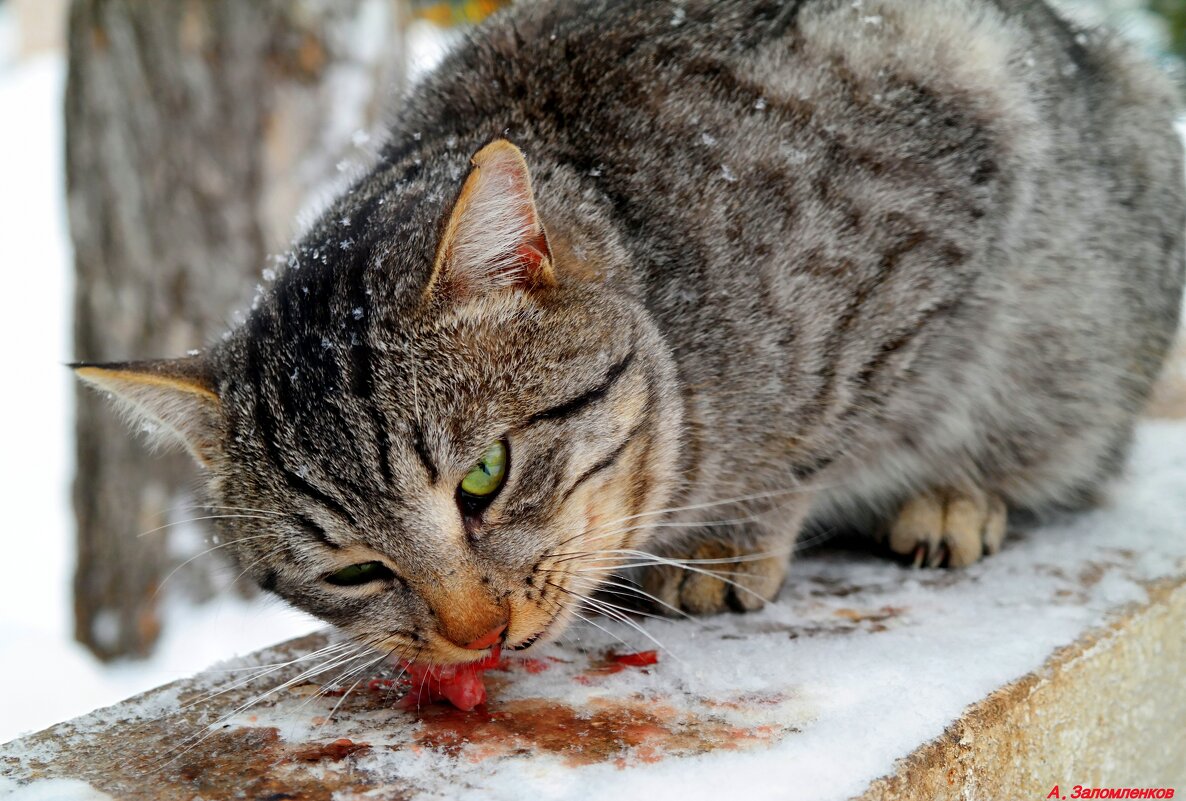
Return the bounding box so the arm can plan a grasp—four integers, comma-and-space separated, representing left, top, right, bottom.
463, 623, 507, 650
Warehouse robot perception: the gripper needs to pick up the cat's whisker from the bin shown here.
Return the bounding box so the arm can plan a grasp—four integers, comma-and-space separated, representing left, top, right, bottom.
792, 525, 843, 553
545, 580, 674, 659
164, 636, 395, 764
222, 549, 277, 592
135, 514, 277, 538
568, 571, 696, 621
553, 512, 767, 557
320, 675, 366, 728
569, 582, 676, 625
151, 533, 281, 599
567, 484, 821, 556
304, 645, 396, 724
571, 550, 775, 604
584, 560, 756, 579
165, 503, 285, 518
564, 546, 793, 567
579, 485, 821, 540
178, 639, 360, 711
573, 598, 676, 662
567, 608, 636, 653
173, 636, 391, 728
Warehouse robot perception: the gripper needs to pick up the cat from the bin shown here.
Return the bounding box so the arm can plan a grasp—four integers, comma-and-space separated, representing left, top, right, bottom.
76, 0, 1185, 666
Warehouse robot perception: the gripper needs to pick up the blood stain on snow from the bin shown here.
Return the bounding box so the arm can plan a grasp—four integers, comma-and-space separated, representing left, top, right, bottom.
833, 605, 905, 623
292, 738, 372, 762
577, 649, 661, 681
407, 696, 789, 767
169, 726, 381, 800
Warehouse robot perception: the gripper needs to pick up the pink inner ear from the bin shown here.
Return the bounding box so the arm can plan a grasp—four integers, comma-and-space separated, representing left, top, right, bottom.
432, 139, 556, 296
514, 231, 550, 276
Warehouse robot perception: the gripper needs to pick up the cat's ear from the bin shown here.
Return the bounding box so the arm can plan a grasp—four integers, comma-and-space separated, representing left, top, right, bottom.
427, 139, 556, 299
73, 356, 223, 467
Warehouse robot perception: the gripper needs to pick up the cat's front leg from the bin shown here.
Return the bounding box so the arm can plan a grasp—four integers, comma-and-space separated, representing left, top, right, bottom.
639, 515, 804, 616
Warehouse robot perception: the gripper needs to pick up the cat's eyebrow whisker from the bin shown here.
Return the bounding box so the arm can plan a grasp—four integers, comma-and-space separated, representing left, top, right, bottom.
136, 514, 279, 538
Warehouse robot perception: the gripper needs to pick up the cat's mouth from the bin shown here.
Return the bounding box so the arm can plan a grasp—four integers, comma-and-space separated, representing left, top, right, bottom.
507, 603, 567, 651
508, 587, 582, 653
509, 632, 542, 651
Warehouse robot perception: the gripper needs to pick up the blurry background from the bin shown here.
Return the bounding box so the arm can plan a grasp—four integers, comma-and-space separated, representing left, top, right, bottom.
0, 0, 1180, 743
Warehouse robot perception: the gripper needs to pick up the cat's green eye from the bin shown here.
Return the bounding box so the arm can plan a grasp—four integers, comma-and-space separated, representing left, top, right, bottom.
459, 440, 508, 500
325, 561, 395, 587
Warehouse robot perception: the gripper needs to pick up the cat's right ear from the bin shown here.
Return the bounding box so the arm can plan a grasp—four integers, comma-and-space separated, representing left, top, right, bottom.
72, 356, 223, 468
425, 139, 556, 301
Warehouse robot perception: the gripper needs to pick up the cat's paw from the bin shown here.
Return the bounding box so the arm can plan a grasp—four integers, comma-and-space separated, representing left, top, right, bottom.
887, 487, 1006, 568
640, 542, 789, 615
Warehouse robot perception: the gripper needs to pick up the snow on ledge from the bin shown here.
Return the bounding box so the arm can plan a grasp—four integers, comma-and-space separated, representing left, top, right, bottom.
2, 421, 1185, 801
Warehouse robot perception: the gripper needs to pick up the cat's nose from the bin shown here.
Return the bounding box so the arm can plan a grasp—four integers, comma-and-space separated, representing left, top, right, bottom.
462, 623, 507, 650
434, 602, 509, 651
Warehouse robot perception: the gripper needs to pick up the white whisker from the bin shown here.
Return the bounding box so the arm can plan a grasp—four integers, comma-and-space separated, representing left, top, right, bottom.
136, 514, 277, 538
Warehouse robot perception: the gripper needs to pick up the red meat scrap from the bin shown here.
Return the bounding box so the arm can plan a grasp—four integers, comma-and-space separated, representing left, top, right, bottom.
397, 647, 503, 712
609, 650, 659, 667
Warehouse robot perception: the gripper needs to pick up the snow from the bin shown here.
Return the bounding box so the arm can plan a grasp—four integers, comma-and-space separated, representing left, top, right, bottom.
0, 778, 113, 801
0, 56, 319, 746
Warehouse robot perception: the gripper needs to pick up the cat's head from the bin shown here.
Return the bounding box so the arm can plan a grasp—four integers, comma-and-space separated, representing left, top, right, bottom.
76, 140, 682, 665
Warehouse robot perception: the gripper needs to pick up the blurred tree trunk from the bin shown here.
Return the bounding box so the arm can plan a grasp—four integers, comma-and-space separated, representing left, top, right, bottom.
67, 0, 406, 661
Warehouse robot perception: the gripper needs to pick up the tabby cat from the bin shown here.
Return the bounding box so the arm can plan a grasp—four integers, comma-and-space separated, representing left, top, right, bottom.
77, 0, 1185, 665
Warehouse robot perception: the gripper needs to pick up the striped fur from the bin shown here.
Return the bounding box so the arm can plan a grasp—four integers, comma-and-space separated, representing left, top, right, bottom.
79, 0, 1184, 661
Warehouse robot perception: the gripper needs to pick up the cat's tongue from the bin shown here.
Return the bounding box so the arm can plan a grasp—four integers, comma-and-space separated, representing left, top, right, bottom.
398, 646, 502, 712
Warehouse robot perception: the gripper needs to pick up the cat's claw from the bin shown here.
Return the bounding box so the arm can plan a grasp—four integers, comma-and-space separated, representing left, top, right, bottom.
888, 487, 1007, 568
640, 542, 789, 615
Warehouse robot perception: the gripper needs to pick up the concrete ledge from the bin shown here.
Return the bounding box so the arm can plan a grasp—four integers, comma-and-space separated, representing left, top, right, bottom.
860, 578, 1186, 799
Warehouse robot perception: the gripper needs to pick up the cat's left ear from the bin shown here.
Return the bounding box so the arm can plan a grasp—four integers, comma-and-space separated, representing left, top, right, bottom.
427, 139, 556, 299
73, 356, 223, 467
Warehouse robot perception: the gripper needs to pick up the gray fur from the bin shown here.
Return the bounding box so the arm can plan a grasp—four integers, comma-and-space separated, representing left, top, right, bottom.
79, 0, 1185, 662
